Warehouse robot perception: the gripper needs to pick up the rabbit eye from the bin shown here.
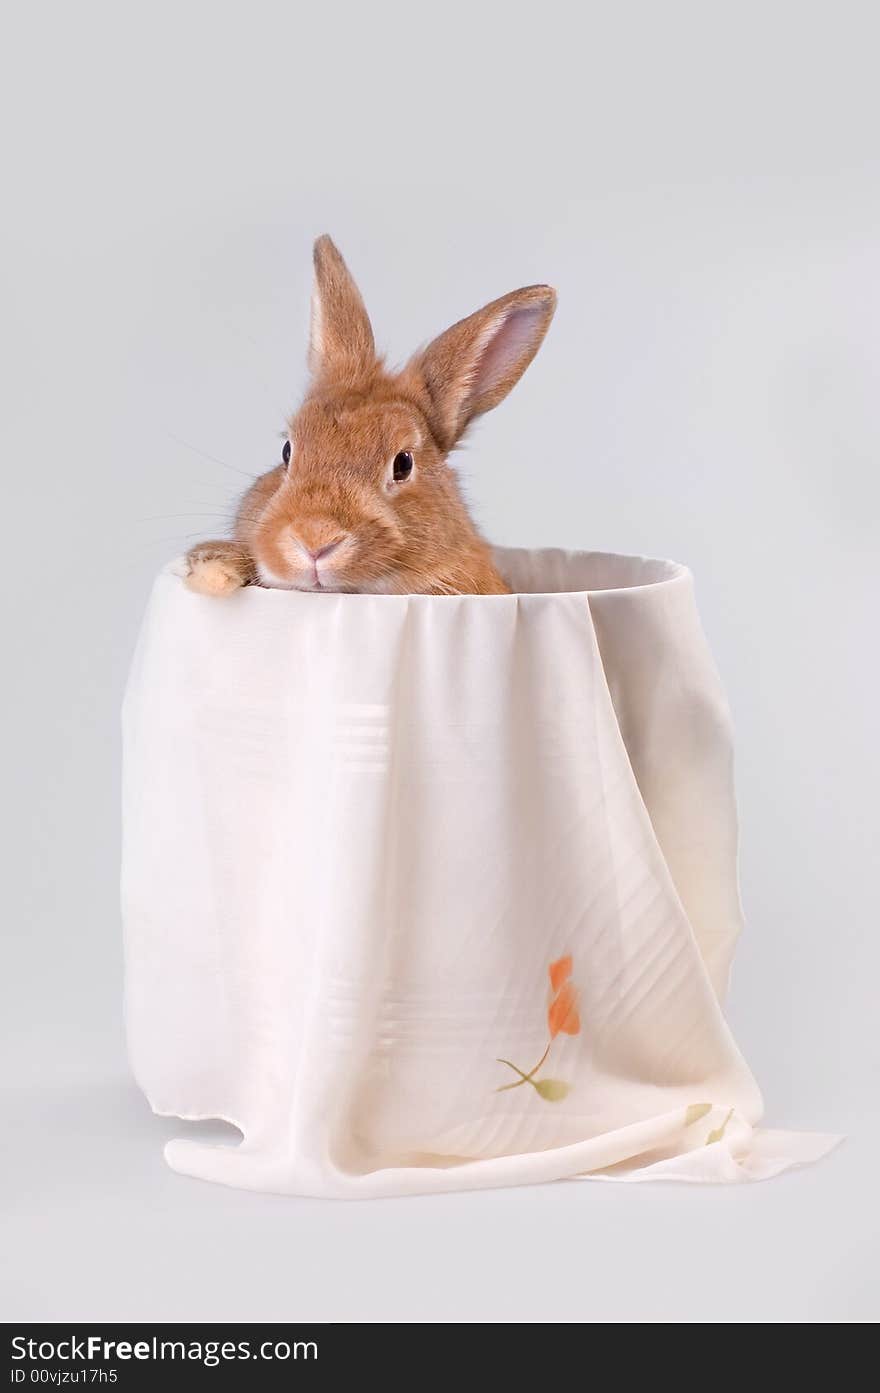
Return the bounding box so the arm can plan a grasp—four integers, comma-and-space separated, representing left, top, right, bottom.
392, 451, 414, 482
282, 440, 292, 467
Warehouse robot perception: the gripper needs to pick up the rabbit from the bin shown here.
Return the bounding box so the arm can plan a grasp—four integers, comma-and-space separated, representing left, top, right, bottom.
185, 236, 556, 597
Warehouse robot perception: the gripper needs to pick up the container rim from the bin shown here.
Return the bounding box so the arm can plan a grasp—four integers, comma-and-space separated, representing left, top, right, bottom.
168, 546, 692, 600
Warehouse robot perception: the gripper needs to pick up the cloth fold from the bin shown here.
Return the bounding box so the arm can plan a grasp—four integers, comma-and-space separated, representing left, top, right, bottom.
121, 549, 839, 1195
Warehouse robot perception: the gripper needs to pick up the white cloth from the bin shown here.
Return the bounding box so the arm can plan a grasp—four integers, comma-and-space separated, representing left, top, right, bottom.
121, 549, 839, 1195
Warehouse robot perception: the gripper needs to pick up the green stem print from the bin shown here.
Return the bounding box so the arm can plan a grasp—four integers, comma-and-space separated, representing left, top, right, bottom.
495, 1041, 552, 1092
706, 1107, 735, 1146
684, 1102, 737, 1146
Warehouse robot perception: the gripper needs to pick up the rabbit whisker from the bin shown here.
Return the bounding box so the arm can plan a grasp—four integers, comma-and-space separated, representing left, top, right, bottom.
165, 431, 258, 481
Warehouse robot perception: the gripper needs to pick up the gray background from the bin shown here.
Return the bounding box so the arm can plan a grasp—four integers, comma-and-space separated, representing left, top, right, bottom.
2, 0, 878, 1323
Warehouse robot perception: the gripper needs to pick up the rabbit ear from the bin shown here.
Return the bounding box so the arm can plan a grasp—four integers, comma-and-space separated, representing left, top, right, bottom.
411, 285, 556, 448
309, 235, 376, 383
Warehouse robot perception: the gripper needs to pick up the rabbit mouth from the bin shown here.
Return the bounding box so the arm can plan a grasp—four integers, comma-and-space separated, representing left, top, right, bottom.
255, 555, 408, 594
254, 551, 379, 593
298, 574, 353, 593
254, 563, 350, 593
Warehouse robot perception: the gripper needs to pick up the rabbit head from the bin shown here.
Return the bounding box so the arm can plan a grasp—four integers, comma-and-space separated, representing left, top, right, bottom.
238, 236, 556, 595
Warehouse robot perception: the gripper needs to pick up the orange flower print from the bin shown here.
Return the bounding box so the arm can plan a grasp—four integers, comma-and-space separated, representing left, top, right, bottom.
496, 955, 581, 1102
548, 956, 580, 1038
548, 954, 572, 993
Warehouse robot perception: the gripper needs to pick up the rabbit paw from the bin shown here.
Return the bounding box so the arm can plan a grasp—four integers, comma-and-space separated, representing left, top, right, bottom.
185, 543, 250, 597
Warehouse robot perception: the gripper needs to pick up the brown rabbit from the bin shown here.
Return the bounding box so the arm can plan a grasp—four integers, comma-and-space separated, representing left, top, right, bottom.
185, 236, 556, 597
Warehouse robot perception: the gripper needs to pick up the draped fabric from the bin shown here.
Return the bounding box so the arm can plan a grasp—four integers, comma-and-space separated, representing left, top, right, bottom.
121, 551, 838, 1194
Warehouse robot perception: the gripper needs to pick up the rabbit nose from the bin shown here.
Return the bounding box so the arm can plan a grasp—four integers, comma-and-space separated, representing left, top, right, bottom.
309, 537, 345, 562
291, 527, 348, 562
